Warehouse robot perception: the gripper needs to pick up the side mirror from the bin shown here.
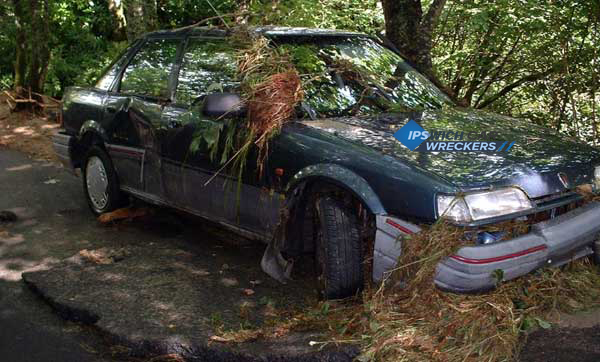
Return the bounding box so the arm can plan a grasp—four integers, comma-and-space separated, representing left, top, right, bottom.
201, 93, 246, 119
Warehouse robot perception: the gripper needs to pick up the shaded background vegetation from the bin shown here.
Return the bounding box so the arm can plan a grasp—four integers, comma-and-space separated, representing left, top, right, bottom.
1, 0, 598, 143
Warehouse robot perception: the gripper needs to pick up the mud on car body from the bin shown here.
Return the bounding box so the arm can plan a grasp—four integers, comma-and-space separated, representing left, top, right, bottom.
53, 26, 600, 299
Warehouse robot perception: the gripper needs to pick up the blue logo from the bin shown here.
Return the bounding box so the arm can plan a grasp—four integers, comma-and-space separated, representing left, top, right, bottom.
393, 120, 430, 151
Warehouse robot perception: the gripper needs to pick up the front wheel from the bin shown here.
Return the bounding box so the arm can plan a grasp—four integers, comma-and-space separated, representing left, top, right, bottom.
82, 146, 125, 216
314, 195, 364, 299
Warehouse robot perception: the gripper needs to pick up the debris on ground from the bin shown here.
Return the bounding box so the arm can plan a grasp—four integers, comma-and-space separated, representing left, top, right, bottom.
43, 178, 59, 184
249, 279, 262, 287
0, 92, 60, 161
97, 207, 150, 223
291, 221, 600, 362
3, 89, 62, 115
209, 335, 234, 343
0, 210, 18, 223
221, 277, 239, 287
147, 353, 186, 362
77, 248, 129, 265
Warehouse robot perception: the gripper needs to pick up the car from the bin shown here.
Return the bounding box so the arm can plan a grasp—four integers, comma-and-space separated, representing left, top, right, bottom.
53, 26, 600, 299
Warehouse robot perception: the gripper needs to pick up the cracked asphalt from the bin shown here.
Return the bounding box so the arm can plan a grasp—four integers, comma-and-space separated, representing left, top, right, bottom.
0, 149, 113, 361
0, 148, 322, 361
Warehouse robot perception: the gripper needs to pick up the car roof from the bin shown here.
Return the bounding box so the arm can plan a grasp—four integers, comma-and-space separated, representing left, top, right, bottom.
142, 25, 366, 40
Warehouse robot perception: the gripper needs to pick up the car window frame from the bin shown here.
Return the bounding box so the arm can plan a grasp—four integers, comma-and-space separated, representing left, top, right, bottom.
112, 35, 185, 103
171, 35, 238, 109
92, 41, 138, 92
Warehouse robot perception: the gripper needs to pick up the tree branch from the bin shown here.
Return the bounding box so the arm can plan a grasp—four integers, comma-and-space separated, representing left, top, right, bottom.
421, 0, 447, 34
476, 69, 555, 109
474, 32, 523, 107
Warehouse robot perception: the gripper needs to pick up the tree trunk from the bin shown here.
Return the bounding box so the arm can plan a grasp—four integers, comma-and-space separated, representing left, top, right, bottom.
142, 0, 157, 31
12, 0, 27, 93
27, 0, 51, 94
382, 0, 424, 69
108, 0, 127, 41
124, 0, 157, 42
381, 0, 459, 102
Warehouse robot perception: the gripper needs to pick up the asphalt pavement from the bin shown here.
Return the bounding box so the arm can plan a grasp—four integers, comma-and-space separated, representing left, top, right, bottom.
0, 148, 112, 361
0, 148, 322, 361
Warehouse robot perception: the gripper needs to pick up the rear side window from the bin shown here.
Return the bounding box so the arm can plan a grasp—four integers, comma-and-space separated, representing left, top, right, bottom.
175, 39, 238, 106
120, 39, 180, 98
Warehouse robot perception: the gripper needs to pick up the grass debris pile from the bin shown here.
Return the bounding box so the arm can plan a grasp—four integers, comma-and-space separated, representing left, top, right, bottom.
285, 221, 600, 362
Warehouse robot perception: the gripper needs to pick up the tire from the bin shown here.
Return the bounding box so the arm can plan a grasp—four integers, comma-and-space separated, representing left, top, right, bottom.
592, 240, 600, 265
82, 146, 125, 216
314, 195, 364, 299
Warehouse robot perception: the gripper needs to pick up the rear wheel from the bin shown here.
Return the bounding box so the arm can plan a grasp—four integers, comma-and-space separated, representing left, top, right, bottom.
313, 195, 364, 299
82, 146, 125, 215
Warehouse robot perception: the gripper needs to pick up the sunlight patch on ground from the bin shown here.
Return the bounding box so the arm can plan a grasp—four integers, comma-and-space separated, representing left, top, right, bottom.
0, 256, 59, 281
6, 164, 33, 171
12, 126, 38, 136
0, 232, 25, 245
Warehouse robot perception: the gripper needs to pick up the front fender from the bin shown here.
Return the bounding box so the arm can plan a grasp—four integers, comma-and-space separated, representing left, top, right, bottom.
286, 163, 386, 215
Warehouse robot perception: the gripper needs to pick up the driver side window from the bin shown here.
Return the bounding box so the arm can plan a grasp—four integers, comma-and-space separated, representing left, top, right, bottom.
119, 39, 180, 99
175, 38, 238, 107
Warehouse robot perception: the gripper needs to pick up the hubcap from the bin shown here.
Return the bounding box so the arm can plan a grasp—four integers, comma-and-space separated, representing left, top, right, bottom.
86, 156, 109, 211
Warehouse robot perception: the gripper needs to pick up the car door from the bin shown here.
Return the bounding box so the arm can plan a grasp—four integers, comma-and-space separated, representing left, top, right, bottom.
161, 37, 279, 236
62, 46, 134, 138
103, 37, 182, 198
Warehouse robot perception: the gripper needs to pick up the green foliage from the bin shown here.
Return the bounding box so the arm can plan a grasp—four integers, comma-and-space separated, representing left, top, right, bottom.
46, 0, 129, 97
1, 0, 597, 147
156, 0, 238, 28
433, 0, 599, 143
0, 1, 16, 86
248, 0, 383, 34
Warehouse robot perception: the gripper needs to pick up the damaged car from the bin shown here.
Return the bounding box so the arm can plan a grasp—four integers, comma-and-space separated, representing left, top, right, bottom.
53, 26, 600, 299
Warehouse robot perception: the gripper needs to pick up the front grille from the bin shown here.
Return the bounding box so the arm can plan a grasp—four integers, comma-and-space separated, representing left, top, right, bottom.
530, 191, 584, 223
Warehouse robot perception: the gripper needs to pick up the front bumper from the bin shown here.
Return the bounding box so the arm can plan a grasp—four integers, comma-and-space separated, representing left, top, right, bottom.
52, 130, 75, 169
435, 201, 600, 293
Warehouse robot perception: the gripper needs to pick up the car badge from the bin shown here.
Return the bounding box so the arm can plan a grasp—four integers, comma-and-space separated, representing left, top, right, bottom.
557, 172, 570, 188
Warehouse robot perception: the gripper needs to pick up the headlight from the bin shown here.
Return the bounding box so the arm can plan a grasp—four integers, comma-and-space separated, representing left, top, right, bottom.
437, 188, 533, 223
594, 166, 600, 190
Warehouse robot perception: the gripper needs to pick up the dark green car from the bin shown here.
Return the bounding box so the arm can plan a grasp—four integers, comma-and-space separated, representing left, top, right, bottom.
53, 26, 600, 299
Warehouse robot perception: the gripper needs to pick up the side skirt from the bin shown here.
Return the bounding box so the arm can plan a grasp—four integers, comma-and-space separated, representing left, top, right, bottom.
120, 186, 266, 242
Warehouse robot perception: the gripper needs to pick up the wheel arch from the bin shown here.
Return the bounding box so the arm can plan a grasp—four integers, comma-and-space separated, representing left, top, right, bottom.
282, 164, 384, 255
73, 120, 108, 167
286, 163, 386, 215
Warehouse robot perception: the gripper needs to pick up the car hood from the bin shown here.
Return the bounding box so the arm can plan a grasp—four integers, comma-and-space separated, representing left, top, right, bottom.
300, 107, 600, 198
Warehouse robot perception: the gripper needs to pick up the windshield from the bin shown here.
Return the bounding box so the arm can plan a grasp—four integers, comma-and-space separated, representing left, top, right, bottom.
273, 36, 453, 118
